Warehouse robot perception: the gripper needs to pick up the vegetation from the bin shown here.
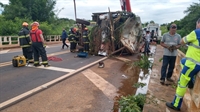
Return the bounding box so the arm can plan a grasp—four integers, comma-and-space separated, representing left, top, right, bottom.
160, 1, 200, 37
133, 82, 146, 88
119, 94, 146, 112
133, 55, 151, 69
0, 0, 75, 36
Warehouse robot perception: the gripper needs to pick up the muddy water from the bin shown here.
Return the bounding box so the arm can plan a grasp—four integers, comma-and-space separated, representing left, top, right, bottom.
113, 63, 141, 112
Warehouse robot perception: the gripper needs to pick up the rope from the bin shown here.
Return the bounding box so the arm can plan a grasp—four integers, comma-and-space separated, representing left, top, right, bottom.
47, 56, 63, 61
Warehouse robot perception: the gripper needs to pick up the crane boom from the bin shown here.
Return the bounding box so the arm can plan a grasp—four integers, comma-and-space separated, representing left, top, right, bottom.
120, 0, 132, 12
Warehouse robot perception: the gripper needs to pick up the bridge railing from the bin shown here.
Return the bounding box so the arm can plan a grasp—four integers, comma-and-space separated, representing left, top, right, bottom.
174, 50, 200, 112
0, 35, 62, 48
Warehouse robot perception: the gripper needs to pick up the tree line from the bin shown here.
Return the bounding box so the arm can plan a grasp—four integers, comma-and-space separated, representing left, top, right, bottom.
0, 0, 75, 36
0, 0, 199, 36
160, 1, 200, 37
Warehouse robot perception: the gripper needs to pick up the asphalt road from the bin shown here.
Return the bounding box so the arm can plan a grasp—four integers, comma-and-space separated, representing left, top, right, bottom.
0, 45, 103, 103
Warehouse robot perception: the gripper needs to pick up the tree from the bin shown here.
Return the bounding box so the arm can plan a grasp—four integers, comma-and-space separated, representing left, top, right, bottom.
165, 1, 200, 37
181, 1, 200, 33
2, 0, 56, 22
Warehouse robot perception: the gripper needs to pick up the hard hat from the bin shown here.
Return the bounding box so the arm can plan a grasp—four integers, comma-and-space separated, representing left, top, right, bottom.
22, 22, 28, 26
71, 28, 76, 33
73, 28, 77, 32
31, 22, 40, 26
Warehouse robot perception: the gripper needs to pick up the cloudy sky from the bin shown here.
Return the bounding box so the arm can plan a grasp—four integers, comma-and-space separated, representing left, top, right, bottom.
0, 0, 198, 24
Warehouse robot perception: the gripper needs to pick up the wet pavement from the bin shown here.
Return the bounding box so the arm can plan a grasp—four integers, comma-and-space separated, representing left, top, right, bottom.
143, 45, 188, 112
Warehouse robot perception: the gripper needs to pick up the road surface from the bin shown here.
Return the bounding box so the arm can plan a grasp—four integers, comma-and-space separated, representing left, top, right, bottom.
0, 45, 102, 103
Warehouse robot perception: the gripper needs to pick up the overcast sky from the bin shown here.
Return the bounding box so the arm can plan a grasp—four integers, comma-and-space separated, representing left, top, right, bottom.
0, 0, 198, 24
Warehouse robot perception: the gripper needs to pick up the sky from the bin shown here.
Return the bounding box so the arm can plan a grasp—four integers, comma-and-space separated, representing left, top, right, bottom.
0, 0, 198, 24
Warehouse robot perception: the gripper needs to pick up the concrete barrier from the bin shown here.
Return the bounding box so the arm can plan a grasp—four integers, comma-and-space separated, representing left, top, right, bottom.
174, 50, 200, 112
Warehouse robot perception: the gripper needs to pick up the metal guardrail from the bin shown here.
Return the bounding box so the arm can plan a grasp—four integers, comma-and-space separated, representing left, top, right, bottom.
0, 35, 62, 48
174, 50, 200, 112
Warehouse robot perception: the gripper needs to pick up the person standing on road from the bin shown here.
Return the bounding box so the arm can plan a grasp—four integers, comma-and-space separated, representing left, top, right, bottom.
83, 27, 90, 53
166, 18, 200, 111
144, 30, 151, 54
68, 28, 77, 52
61, 29, 69, 49
160, 24, 181, 84
30, 22, 50, 67
18, 22, 33, 63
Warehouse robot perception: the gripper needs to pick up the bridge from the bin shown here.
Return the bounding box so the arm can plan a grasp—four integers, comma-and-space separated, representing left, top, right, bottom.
0, 36, 200, 112
0, 35, 61, 49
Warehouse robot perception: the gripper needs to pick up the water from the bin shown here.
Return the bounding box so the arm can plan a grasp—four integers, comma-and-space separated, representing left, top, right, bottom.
113, 45, 156, 112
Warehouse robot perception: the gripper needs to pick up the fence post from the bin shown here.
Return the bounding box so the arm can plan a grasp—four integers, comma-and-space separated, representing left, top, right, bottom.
17, 36, 20, 45
0, 36, 2, 47
3, 37, 7, 42
9, 36, 12, 45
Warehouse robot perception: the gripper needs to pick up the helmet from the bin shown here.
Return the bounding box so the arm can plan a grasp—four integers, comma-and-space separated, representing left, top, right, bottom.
71, 28, 76, 33
31, 22, 40, 26
22, 22, 28, 26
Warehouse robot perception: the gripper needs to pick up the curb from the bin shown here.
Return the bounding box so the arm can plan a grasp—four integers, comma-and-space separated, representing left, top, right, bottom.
0, 57, 108, 110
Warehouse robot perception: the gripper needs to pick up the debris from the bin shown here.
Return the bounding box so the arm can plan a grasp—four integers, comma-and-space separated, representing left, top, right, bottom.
47, 56, 62, 61
98, 61, 105, 68
122, 74, 127, 78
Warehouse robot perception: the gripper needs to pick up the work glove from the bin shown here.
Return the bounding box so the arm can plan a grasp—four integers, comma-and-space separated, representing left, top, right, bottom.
168, 46, 174, 52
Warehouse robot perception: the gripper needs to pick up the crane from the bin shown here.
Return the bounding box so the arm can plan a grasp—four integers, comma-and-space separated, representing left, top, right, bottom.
120, 0, 132, 12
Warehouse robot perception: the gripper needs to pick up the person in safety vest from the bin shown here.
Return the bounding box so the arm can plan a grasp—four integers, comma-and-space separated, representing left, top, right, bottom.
166, 18, 200, 111
68, 28, 77, 52
30, 22, 50, 67
83, 27, 89, 53
18, 22, 33, 63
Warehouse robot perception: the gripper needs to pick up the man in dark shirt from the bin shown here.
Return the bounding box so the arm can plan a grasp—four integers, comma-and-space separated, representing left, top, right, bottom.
61, 29, 69, 49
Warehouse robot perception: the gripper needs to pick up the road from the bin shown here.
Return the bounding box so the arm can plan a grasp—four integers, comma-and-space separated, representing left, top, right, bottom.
0, 45, 103, 103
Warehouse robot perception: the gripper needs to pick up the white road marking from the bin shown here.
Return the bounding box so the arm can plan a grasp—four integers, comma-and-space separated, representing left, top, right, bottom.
0, 50, 10, 54
27, 65, 75, 73
82, 69, 118, 100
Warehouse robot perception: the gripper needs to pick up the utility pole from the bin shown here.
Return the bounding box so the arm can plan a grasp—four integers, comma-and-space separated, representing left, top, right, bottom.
73, 0, 77, 20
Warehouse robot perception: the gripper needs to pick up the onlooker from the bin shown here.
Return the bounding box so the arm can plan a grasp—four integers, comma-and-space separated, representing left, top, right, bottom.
160, 24, 181, 84
61, 29, 69, 49
30, 21, 50, 67
144, 30, 151, 54
166, 18, 200, 111
18, 22, 33, 63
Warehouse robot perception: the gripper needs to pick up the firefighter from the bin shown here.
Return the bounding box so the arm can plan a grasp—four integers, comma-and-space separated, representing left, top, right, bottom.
68, 28, 77, 52
30, 22, 50, 67
166, 18, 200, 111
83, 27, 89, 53
18, 22, 33, 63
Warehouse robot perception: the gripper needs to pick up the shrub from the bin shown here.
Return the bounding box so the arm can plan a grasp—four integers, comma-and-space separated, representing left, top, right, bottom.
119, 94, 146, 112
